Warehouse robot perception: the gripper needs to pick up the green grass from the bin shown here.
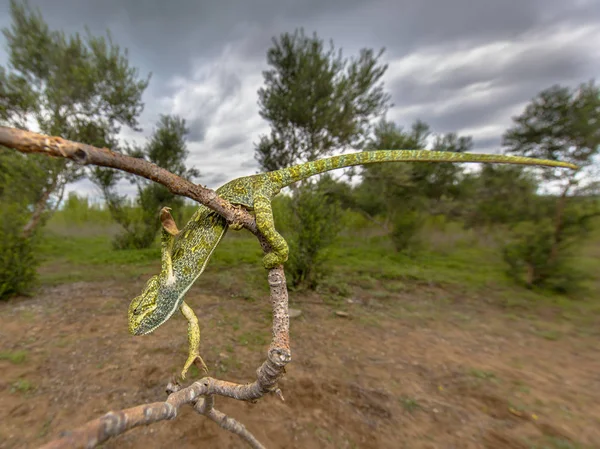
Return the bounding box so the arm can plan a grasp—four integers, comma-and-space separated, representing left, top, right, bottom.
39, 233, 159, 266
328, 232, 509, 288
469, 368, 498, 382
0, 350, 28, 364
399, 396, 421, 414
236, 330, 269, 348
525, 436, 590, 449
34, 212, 600, 323
10, 379, 35, 394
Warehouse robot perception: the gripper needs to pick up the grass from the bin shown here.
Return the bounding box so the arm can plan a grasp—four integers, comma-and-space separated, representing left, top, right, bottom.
533, 329, 562, 341
0, 350, 28, 364
399, 396, 421, 414
10, 379, 35, 394
469, 368, 498, 382
525, 436, 590, 449
33, 209, 600, 326
236, 331, 269, 348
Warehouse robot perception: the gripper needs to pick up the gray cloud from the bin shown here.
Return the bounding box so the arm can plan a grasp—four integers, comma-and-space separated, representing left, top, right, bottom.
3, 0, 594, 82
240, 158, 259, 169
472, 136, 503, 153
387, 19, 599, 136
212, 132, 250, 151
186, 117, 207, 143
0, 0, 598, 200
201, 172, 229, 187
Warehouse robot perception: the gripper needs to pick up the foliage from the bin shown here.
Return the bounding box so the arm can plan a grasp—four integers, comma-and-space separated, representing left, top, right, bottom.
502, 220, 583, 293
0, 151, 41, 298
503, 81, 600, 181
255, 28, 390, 287
255, 27, 391, 170
462, 165, 540, 228
0, 202, 39, 299
91, 115, 199, 249
502, 81, 600, 289
273, 177, 344, 289
502, 195, 598, 292
52, 192, 113, 227
355, 119, 472, 250
389, 210, 424, 253
0, 0, 150, 235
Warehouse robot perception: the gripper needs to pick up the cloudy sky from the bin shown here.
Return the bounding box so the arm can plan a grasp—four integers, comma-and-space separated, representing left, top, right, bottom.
0, 0, 598, 199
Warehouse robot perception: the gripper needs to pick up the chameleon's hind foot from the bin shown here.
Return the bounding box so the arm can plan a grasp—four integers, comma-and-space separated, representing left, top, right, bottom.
179, 301, 207, 380
180, 351, 209, 380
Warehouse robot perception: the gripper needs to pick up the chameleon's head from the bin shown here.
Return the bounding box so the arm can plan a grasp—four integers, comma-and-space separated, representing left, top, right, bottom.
128, 275, 165, 336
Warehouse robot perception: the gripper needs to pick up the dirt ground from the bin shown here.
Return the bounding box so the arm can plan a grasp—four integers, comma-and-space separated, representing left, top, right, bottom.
1, 279, 599, 449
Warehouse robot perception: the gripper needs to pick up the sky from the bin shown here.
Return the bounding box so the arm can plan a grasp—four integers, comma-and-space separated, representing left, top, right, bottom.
0, 0, 598, 200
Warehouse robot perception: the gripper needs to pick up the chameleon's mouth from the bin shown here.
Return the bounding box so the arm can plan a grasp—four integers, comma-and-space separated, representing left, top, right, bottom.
128, 296, 158, 336
129, 321, 145, 335
130, 321, 158, 336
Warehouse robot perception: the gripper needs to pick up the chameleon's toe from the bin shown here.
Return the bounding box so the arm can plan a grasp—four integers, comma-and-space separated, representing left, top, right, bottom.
263, 251, 288, 269
229, 221, 244, 231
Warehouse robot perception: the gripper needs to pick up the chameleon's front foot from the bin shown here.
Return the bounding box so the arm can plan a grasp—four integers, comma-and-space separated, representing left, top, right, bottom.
262, 250, 288, 269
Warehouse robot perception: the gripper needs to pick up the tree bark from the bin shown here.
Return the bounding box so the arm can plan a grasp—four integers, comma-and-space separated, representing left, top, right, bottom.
21, 175, 59, 238
548, 180, 573, 264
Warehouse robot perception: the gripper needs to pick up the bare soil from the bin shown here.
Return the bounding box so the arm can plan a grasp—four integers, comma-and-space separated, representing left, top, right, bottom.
1, 279, 599, 448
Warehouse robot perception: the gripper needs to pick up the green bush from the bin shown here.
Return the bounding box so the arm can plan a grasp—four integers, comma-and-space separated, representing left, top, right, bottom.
502, 220, 587, 293
0, 205, 39, 299
275, 181, 344, 290
53, 192, 113, 226
112, 224, 159, 250
390, 209, 423, 253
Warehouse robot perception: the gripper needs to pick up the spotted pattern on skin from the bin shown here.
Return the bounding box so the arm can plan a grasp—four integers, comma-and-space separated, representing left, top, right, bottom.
127, 149, 577, 377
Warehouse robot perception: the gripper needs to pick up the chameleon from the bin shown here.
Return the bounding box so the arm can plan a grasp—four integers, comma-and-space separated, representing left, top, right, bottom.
127, 149, 577, 379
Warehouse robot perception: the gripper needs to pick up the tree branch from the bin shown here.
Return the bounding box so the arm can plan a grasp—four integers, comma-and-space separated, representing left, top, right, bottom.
0, 126, 291, 449
0, 126, 258, 235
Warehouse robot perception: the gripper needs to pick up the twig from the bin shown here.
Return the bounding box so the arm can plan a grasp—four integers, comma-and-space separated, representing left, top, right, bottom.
194, 393, 266, 449
0, 126, 291, 449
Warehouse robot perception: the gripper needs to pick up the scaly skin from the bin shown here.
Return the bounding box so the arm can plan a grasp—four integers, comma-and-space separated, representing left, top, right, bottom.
128, 149, 577, 378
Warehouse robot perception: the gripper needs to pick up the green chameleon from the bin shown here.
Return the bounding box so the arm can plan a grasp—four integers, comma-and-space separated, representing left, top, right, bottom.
128, 149, 576, 378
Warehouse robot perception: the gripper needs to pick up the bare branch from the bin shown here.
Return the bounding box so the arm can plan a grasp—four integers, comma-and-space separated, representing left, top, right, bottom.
38, 378, 261, 449
0, 126, 258, 235
195, 395, 266, 449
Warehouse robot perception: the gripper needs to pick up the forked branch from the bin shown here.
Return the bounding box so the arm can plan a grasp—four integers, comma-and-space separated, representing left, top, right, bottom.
0, 126, 291, 449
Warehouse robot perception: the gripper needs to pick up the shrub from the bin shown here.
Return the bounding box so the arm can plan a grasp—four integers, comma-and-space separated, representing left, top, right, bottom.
502, 219, 587, 293
276, 181, 344, 290
389, 209, 423, 253
0, 204, 39, 299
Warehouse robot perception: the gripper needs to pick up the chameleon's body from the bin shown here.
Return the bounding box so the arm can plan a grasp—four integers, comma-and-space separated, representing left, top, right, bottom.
128, 150, 576, 378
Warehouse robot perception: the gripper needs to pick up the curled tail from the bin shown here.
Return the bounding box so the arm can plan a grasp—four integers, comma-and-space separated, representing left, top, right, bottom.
267, 149, 578, 189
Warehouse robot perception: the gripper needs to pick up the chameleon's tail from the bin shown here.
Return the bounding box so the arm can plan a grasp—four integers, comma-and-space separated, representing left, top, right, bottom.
267, 149, 578, 188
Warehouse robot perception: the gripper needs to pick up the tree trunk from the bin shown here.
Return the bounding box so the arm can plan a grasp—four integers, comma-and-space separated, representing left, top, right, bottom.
21, 175, 62, 238
548, 181, 572, 264
22, 185, 53, 238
